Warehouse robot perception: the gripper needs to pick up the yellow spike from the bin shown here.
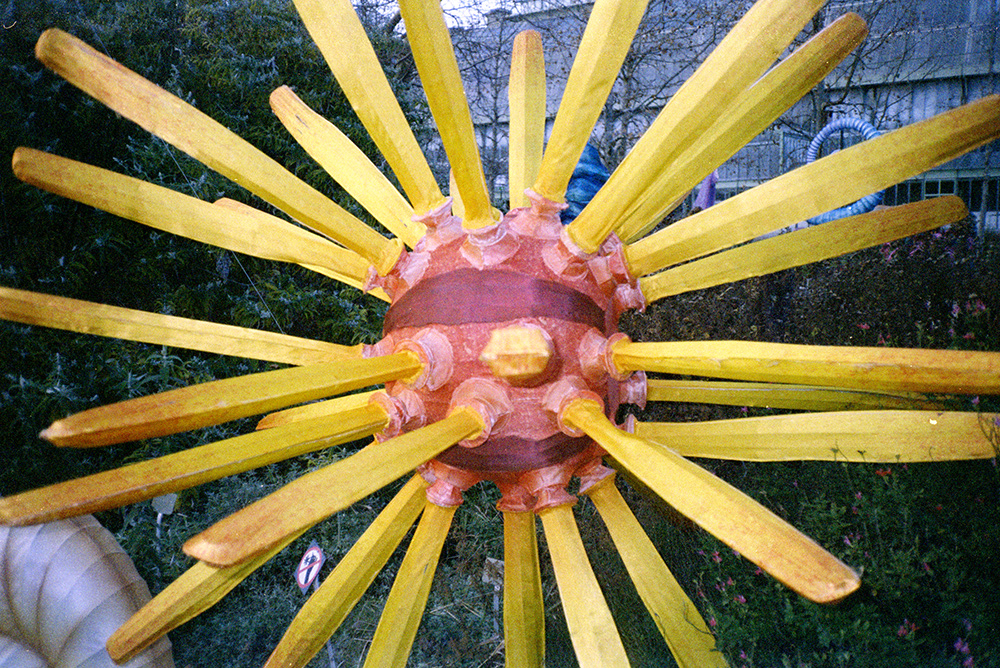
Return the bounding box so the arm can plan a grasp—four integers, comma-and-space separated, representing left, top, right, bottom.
449, 169, 466, 220
635, 410, 1000, 463
108, 530, 308, 663
646, 379, 943, 412
397, 0, 499, 229
40, 352, 421, 447
567, 0, 825, 252
562, 398, 860, 603
616, 12, 869, 242
641, 197, 967, 302
212, 199, 389, 301
34, 28, 402, 274
508, 30, 546, 210
269, 86, 424, 248
532, 0, 649, 203
292, 0, 444, 213
256, 391, 378, 430
183, 408, 485, 566
13, 148, 375, 285
612, 340, 1000, 394
0, 287, 361, 366
626, 95, 1000, 276
503, 511, 545, 668
585, 477, 727, 668
263, 475, 428, 668
538, 503, 631, 667
0, 405, 388, 527
363, 500, 457, 668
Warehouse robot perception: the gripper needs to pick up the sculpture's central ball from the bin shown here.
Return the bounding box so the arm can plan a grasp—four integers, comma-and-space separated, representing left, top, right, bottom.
365, 193, 645, 511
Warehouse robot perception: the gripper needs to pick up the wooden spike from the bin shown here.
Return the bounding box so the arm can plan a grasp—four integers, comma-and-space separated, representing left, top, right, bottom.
538, 503, 631, 667
397, 0, 498, 229
567, 0, 825, 252
586, 477, 727, 668
40, 352, 421, 447
292, 0, 444, 213
263, 475, 428, 668
641, 197, 967, 302
646, 379, 943, 412
12, 148, 373, 287
532, 0, 649, 203
626, 95, 1000, 276
34, 28, 401, 274
269, 86, 424, 247
508, 31, 547, 210
183, 408, 484, 566
616, 12, 869, 242
363, 501, 457, 668
256, 391, 377, 430
0, 404, 387, 526
634, 410, 1000, 463
612, 340, 1000, 394
503, 511, 545, 668
0, 287, 361, 366
562, 399, 860, 603
108, 530, 308, 663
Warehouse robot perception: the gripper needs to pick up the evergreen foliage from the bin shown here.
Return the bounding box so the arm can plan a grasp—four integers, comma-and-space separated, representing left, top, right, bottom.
1, 2, 998, 667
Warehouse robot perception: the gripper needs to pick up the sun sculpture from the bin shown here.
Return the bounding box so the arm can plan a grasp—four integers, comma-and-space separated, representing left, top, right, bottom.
2, 0, 1000, 666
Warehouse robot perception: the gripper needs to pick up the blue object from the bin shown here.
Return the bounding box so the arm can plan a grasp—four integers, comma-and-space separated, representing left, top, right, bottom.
561, 144, 610, 224
806, 117, 884, 225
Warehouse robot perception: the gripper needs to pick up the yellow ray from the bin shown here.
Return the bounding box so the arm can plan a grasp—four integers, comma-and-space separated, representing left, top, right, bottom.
363, 500, 457, 668
0, 405, 388, 526
635, 410, 1000, 463
503, 510, 545, 668
532, 0, 649, 203
183, 408, 484, 566
397, 0, 499, 229
269, 86, 424, 247
264, 475, 428, 668
0, 287, 360, 366
12, 148, 372, 287
563, 399, 859, 603
612, 340, 1000, 394
212, 199, 389, 301
585, 477, 727, 668
109, 530, 308, 663
256, 391, 378, 430
508, 31, 546, 210
646, 379, 943, 412
538, 503, 630, 667
641, 197, 968, 302
34, 29, 402, 274
292, 0, 444, 213
626, 95, 1000, 276
616, 12, 869, 242
41, 352, 421, 447
567, 0, 825, 252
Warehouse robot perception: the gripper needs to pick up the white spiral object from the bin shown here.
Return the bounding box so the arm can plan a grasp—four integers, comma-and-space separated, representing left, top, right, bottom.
0, 514, 174, 668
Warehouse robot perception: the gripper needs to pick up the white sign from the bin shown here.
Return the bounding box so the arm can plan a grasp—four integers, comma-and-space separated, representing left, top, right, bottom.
295, 542, 326, 592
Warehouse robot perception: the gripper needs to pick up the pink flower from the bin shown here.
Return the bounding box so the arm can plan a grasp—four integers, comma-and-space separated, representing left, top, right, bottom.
711, 550, 722, 563
708, 617, 717, 628
856, 322, 870, 330
734, 594, 747, 604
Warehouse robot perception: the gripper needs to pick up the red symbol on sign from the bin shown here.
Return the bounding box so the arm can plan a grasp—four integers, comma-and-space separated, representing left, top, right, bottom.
295, 543, 325, 592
